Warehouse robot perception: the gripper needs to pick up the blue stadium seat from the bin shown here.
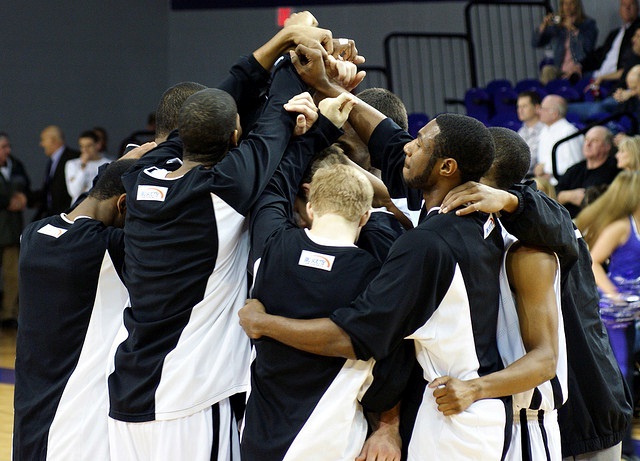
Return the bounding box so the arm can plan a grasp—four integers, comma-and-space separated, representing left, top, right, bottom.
545, 78, 572, 94
514, 78, 544, 94
573, 76, 593, 95
565, 113, 585, 130
464, 88, 493, 124
492, 87, 518, 118
554, 85, 581, 102
486, 79, 512, 97
488, 113, 522, 131
407, 112, 430, 138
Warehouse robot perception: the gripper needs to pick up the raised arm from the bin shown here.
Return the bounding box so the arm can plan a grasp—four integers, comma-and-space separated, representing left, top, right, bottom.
249, 94, 351, 266
216, 23, 334, 133
212, 57, 308, 215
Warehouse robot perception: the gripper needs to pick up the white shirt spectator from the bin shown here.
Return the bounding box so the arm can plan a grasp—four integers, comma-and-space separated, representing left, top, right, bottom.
65, 157, 109, 204
538, 119, 584, 184
518, 121, 545, 176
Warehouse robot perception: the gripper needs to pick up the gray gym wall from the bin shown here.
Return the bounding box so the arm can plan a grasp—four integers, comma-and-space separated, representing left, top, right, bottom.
0, 0, 619, 196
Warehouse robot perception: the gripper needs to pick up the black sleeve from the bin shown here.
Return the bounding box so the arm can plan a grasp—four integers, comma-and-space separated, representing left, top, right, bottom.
210, 57, 309, 216
360, 340, 417, 413
216, 54, 271, 135
249, 115, 343, 268
357, 212, 405, 263
500, 181, 579, 273
368, 118, 422, 210
331, 229, 455, 361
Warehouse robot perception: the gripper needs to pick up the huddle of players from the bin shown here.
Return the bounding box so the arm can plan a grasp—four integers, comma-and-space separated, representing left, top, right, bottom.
13, 12, 631, 461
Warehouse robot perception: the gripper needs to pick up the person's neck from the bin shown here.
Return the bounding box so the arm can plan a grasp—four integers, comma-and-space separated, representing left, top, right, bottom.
166, 159, 202, 178
525, 118, 540, 128
632, 208, 640, 226
308, 214, 359, 245
586, 155, 608, 170
66, 196, 114, 226
422, 182, 453, 210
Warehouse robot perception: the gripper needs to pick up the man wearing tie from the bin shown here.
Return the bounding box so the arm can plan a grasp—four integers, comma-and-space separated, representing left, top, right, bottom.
31, 125, 79, 220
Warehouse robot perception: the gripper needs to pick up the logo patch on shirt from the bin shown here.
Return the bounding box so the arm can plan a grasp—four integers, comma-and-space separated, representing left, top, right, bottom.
298, 250, 335, 271
137, 185, 168, 202
483, 213, 496, 239
37, 224, 67, 238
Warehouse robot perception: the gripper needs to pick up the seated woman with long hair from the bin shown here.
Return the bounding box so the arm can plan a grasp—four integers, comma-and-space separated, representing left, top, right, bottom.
574, 170, 640, 298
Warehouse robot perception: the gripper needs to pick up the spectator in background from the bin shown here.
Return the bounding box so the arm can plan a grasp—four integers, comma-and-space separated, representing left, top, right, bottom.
615, 63, 640, 122
533, 0, 598, 84
0, 132, 30, 329
93, 126, 114, 161
574, 170, 640, 461
556, 125, 621, 217
516, 91, 544, 176
575, 170, 640, 297
582, 0, 640, 82
616, 134, 640, 169
568, 28, 640, 122
535, 95, 584, 184
65, 130, 110, 204
31, 125, 79, 221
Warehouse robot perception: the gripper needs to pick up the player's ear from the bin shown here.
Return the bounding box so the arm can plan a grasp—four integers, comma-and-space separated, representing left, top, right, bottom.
300, 182, 311, 199
358, 209, 371, 228
440, 158, 458, 177
116, 193, 127, 215
229, 130, 239, 148
305, 201, 315, 224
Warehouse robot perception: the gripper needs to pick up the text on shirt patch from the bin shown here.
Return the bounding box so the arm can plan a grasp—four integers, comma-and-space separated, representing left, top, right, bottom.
298, 250, 335, 271
137, 185, 168, 202
483, 213, 496, 239
37, 224, 68, 238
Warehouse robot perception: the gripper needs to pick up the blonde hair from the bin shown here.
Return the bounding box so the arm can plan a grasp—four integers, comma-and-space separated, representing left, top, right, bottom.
618, 135, 640, 171
309, 164, 373, 222
574, 171, 640, 247
561, 0, 586, 24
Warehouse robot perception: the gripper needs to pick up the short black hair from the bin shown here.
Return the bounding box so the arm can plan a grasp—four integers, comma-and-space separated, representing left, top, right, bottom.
88, 160, 136, 200
358, 88, 409, 130
517, 90, 541, 106
486, 127, 531, 190
156, 82, 207, 139
178, 88, 238, 167
434, 114, 495, 183
79, 130, 99, 142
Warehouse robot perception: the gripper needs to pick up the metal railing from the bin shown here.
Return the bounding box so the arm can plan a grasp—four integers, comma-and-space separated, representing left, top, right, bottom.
354, 66, 389, 93
465, 0, 551, 87
384, 32, 473, 115
376, 1, 553, 116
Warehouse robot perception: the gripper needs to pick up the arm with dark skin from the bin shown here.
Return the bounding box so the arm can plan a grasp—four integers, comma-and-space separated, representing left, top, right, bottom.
428, 245, 559, 415
239, 299, 356, 359
357, 404, 402, 461
440, 181, 579, 271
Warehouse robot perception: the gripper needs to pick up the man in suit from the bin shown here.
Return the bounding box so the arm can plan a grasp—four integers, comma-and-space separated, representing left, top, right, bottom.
0, 132, 30, 329
583, 0, 640, 79
31, 125, 79, 220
